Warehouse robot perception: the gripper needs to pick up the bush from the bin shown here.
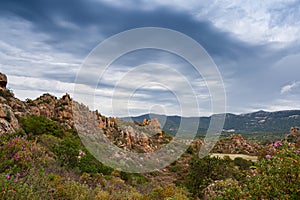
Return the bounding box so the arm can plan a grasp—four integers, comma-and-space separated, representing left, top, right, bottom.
55, 136, 82, 168
233, 157, 253, 170
120, 172, 147, 186
21, 115, 64, 138
205, 143, 300, 199
77, 151, 113, 175
55, 135, 112, 175
0, 89, 13, 98
0, 137, 49, 180
147, 184, 189, 200
0, 172, 36, 200
186, 156, 243, 198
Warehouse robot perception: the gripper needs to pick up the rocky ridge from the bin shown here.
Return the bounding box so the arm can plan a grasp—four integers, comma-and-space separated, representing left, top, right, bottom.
0, 72, 166, 153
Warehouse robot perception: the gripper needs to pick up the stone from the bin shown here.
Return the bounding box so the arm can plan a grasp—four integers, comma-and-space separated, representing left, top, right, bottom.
0, 72, 7, 91
290, 126, 300, 136
0, 103, 19, 134
148, 118, 163, 137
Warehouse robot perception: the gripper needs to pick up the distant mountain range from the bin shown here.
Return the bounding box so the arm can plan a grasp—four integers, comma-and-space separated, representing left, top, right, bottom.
123, 110, 300, 137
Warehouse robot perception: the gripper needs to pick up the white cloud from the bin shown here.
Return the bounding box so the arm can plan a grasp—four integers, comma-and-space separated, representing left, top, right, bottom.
194, 0, 300, 44
280, 82, 299, 94
101, 0, 300, 44
264, 99, 300, 111
8, 75, 76, 99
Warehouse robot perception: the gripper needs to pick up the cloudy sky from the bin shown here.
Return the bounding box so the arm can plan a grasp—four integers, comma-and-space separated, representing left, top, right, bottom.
0, 0, 300, 117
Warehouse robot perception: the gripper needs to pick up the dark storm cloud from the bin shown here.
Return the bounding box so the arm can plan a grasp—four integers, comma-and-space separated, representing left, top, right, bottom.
0, 0, 262, 60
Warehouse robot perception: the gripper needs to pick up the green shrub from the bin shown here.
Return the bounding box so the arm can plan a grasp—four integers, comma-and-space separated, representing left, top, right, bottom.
0, 89, 13, 98
120, 172, 147, 186
55, 136, 81, 168
186, 146, 194, 154
77, 151, 113, 175
186, 156, 243, 198
233, 157, 253, 170
54, 136, 112, 175
21, 115, 64, 138
37, 134, 61, 153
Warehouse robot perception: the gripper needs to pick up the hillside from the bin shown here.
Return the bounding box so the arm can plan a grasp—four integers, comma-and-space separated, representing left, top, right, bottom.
125, 110, 300, 138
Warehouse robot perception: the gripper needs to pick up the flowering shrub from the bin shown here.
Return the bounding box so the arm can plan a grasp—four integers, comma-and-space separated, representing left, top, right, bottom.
0, 137, 49, 176
0, 136, 50, 199
205, 142, 300, 199
203, 179, 247, 199
0, 172, 36, 199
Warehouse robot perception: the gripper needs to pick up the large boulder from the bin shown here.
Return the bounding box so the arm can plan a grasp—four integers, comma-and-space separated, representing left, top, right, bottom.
284, 126, 300, 148
0, 103, 19, 135
0, 73, 7, 91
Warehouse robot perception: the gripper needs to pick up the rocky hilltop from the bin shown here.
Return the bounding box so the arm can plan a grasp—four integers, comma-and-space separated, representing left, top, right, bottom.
0, 72, 166, 153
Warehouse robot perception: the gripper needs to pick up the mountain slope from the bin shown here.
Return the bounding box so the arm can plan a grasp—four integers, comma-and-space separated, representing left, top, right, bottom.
124, 110, 300, 136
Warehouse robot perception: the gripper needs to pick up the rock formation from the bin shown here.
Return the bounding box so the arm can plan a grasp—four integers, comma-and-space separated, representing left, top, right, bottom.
0, 101, 19, 135
212, 134, 261, 155
0, 73, 7, 91
283, 126, 300, 148
0, 72, 166, 153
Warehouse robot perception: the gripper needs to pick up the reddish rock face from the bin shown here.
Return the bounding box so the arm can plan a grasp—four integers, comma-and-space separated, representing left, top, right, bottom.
0, 73, 7, 91
0, 72, 168, 153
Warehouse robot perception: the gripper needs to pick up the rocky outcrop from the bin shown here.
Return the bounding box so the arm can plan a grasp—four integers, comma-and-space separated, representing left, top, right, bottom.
147, 118, 163, 137
0, 102, 19, 135
212, 134, 261, 155
283, 126, 300, 148
290, 126, 300, 136
72, 99, 166, 153
0, 73, 7, 91
102, 117, 166, 153
0, 74, 76, 133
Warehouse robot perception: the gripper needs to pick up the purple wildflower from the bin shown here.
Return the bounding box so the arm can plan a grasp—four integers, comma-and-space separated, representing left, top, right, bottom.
6, 174, 10, 179
16, 173, 20, 177
265, 154, 272, 159
14, 178, 18, 183
15, 154, 20, 160
273, 141, 282, 147
8, 141, 14, 146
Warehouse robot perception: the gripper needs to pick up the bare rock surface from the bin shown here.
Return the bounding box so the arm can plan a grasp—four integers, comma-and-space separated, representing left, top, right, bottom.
0, 73, 7, 91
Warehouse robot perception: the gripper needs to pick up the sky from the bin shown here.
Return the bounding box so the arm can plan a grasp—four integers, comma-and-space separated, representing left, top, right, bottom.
0, 0, 300, 117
